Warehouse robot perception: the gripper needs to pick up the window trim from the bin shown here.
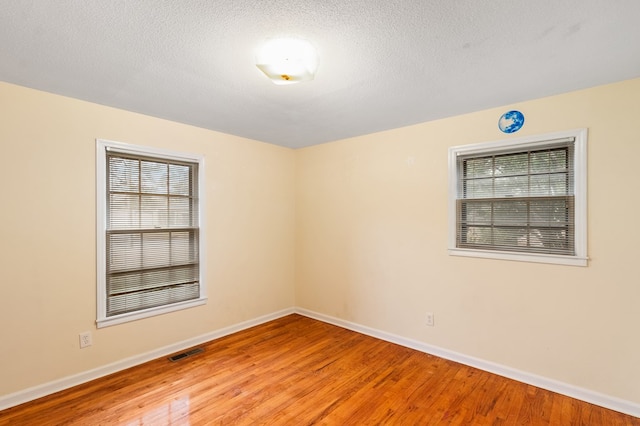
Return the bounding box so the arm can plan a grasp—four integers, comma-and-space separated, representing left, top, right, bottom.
448, 129, 588, 266
96, 139, 207, 328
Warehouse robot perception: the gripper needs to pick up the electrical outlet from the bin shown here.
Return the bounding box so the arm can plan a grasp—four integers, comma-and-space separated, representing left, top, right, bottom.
425, 312, 435, 327
79, 331, 92, 348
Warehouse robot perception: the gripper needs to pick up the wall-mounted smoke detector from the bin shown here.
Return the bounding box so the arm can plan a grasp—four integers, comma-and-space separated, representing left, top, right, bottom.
256, 38, 318, 85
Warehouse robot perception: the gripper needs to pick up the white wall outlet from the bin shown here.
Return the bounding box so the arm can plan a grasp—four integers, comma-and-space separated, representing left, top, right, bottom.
79, 331, 92, 348
425, 312, 435, 327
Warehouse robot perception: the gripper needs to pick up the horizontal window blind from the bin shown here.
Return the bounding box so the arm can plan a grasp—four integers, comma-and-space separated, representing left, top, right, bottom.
106, 152, 200, 317
456, 138, 575, 255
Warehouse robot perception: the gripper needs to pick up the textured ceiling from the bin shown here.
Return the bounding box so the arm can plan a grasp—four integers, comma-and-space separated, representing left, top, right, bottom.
1, 1, 639, 148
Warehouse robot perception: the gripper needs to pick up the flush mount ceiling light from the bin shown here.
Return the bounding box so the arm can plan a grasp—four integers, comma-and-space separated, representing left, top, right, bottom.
256, 38, 318, 85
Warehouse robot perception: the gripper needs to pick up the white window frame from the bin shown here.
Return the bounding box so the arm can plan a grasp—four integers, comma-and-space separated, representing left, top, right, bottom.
96, 139, 206, 328
448, 129, 588, 267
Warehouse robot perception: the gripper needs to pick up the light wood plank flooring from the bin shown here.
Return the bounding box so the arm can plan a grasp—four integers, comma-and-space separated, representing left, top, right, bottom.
1, 314, 638, 425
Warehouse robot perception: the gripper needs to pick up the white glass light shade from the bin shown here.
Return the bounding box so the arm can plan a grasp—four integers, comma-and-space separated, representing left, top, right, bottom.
256, 38, 318, 85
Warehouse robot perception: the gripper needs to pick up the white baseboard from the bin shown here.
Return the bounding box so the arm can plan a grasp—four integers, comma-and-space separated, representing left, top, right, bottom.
294, 307, 640, 419
0, 308, 295, 411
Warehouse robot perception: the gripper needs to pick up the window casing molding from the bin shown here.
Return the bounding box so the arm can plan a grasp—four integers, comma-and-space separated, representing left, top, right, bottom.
448, 129, 588, 266
96, 139, 206, 328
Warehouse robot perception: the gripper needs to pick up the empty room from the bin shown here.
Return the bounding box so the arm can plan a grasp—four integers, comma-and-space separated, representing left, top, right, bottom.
1, 1, 639, 424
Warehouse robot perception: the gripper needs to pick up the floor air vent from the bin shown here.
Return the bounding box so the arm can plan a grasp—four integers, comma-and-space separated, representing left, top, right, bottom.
168, 347, 204, 362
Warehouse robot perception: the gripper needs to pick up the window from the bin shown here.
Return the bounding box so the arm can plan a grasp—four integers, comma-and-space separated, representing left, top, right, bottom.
97, 139, 206, 327
448, 129, 587, 266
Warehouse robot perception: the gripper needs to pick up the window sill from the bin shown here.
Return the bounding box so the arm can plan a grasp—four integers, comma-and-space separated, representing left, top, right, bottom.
97, 298, 207, 328
449, 248, 588, 267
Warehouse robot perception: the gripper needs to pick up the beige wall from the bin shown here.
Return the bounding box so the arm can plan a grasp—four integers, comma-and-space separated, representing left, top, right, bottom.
0, 82, 296, 395
295, 78, 640, 404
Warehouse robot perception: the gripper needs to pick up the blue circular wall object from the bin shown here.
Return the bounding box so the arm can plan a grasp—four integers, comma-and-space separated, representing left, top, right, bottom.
498, 110, 525, 133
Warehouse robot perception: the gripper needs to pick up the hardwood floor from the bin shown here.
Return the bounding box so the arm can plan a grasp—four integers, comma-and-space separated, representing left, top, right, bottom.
1, 314, 638, 425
